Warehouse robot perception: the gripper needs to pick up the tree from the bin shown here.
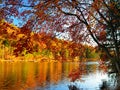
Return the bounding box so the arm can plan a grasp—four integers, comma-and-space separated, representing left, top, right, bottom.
0, 0, 120, 72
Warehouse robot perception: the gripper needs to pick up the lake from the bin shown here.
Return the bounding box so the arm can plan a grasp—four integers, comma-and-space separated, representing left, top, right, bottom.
0, 61, 117, 90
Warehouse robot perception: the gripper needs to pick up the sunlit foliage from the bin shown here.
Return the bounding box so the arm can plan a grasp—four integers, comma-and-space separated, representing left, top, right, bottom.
0, 20, 98, 61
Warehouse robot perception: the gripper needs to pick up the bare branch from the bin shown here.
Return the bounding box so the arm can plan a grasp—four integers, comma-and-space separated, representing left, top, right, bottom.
6, 3, 35, 7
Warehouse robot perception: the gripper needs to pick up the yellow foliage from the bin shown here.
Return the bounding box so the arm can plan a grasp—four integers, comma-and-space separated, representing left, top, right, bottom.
30, 32, 34, 36
51, 41, 56, 46
6, 27, 15, 34
17, 34, 25, 38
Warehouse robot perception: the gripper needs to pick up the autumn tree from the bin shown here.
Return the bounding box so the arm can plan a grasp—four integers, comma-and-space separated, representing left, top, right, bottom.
0, 0, 120, 72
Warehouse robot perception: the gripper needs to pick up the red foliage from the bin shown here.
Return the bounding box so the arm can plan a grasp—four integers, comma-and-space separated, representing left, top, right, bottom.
68, 63, 86, 82
69, 69, 81, 82
99, 31, 106, 41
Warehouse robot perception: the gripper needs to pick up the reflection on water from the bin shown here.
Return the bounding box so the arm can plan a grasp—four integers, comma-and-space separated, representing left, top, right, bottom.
0, 61, 117, 90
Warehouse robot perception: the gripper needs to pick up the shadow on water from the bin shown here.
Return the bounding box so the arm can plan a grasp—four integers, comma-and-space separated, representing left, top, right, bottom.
99, 80, 109, 90
68, 85, 79, 90
68, 82, 109, 90
68, 83, 109, 90
68, 81, 109, 90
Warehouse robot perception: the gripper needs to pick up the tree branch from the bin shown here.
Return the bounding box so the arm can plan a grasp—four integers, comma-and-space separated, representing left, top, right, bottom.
59, 9, 86, 24
6, 3, 35, 7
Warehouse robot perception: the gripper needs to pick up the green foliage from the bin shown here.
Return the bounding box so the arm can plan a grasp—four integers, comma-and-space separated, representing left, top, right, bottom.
2, 40, 10, 47
84, 46, 100, 59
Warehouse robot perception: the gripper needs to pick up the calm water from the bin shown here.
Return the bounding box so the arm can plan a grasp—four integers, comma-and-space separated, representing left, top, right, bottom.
0, 61, 117, 90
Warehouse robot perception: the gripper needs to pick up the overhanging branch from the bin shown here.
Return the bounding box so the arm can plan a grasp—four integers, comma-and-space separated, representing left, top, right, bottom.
6, 3, 35, 7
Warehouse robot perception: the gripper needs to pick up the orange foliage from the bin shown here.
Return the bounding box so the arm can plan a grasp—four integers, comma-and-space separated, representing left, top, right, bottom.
0, 20, 86, 59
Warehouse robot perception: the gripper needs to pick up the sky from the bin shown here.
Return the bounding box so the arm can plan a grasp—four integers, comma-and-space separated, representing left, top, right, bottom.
12, 17, 25, 27
0, 0, 32, 27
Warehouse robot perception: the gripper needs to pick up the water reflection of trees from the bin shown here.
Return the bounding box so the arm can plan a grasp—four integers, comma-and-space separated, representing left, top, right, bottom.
107, 73, 120, 90
0, 62, 81, 90
1, 61, 119, 90
86, 64, 97, 74
99, 63, 120, 89
0, 62, 25, 90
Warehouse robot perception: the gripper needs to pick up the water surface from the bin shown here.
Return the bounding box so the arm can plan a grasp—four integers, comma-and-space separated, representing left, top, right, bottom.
0, 61, 113, 90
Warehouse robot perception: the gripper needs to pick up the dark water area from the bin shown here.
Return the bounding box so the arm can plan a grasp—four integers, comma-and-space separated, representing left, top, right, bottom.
0, 61, 119, 90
